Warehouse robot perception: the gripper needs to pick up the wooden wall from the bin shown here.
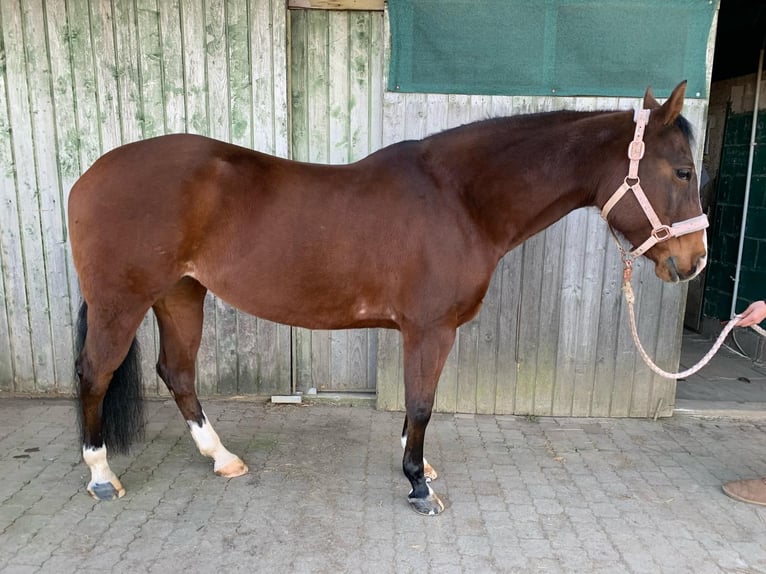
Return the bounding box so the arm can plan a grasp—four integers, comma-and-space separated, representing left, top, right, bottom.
0, 2, 712, 417
0, 0, 291, 396
289, 9, 711, 417
374, 92, 708, 417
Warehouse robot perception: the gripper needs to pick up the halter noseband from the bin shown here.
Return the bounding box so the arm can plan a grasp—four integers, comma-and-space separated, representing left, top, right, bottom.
600, 108, 709, 258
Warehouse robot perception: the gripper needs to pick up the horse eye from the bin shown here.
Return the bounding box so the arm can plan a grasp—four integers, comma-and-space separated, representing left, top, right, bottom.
676, 168, 692, 181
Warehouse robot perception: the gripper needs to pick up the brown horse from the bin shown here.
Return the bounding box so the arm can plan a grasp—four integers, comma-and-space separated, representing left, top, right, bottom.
69, 81, 706, 515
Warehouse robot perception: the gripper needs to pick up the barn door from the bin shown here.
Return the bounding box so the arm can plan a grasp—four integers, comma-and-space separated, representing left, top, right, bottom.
289, 8, 385, 393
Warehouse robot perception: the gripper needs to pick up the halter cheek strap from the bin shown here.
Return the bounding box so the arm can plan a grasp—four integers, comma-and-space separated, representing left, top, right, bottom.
600, 108, 709, 258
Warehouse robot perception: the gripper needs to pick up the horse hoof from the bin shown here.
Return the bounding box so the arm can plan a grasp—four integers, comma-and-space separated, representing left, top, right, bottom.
88, 481, 125, 501
408, 492, 445, 516
424, 462, 438, 481
215, 457, 249, 478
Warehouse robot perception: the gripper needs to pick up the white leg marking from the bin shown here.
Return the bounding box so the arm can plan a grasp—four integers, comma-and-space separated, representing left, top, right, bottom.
82, 445, 124, 498
187, 413, 241, 474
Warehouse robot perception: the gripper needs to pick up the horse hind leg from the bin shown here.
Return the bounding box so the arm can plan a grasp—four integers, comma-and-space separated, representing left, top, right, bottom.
76, 301, 148, 500
153, 277, 247, 478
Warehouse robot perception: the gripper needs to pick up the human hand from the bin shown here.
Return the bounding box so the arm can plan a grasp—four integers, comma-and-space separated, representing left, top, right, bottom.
737, 300, 766, 327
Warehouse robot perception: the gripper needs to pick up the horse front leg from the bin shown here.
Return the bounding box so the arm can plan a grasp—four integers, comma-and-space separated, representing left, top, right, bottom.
401, 325, 456, 515
401, 417, 438, 481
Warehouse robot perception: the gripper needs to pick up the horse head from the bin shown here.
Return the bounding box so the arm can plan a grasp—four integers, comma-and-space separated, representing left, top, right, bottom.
600, 81, 708, 283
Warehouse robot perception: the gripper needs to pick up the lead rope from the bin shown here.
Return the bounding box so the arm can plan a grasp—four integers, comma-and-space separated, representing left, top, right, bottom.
621, 255, 766, 379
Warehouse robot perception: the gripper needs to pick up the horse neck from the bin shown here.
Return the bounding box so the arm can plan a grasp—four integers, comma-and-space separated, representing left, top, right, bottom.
428, 111, 633, 255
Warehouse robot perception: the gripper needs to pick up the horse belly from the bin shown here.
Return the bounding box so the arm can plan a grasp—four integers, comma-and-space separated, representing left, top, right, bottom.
189, 254, 398, 330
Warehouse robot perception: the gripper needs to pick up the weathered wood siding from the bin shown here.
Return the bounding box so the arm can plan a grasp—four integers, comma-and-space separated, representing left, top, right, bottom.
290, 10, 711, 416
2, 3, 711, 417
375, 96, 707, 417
0, 0, 291, 396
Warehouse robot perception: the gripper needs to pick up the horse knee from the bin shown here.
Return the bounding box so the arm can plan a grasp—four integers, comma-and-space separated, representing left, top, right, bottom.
406, 403, 433, 428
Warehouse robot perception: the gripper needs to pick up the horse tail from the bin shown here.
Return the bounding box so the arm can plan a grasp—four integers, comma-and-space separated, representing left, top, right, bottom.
75, 301, 145, 454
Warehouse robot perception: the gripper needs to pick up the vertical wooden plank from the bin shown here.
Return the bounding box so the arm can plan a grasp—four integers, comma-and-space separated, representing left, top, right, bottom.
0, 5, 33, 390
347, 12, 370, 161
227, 0, 251, 147
348, 11, 372, 155
289, 9, 309, 160
91, 0, 121, 146
270, 0, 289, 158
494, 249, 523, 414
650, 281, 685, 417
255, 314, 291, 394
629, 260, 664, 417
1, 0, 56, 391
514, 235, 544, 415
552, 211, 588, 416
67, 0, 101, 172
311, 330, 331, 391
47, 0, 84, 394
475, 266, 502, 414
367, 10, 384, 152
159, 0, 185, 132
591, 226, 623, 416
455, 318, 479, 413
533, 221, 566, 416
137, 0, 164, 138
328, 10, 349, 162
569, 210, 609, 416
0, 264, 12, 389
376, 329, 401, 410
252, 0, 274, 153
610, 258, 646, 417
307, 9, 329, 163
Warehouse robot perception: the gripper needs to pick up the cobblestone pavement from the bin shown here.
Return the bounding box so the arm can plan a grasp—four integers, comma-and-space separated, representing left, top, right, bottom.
2, 397, 766, 573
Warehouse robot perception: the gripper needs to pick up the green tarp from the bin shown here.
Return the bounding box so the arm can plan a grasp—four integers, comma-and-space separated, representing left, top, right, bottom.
388, 0, 716, 98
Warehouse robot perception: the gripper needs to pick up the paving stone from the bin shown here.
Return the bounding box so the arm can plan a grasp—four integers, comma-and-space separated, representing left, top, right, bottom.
2, 398, 766, 573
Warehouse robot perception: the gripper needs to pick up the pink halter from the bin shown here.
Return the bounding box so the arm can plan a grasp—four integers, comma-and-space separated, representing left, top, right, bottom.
600, 109, 708, 258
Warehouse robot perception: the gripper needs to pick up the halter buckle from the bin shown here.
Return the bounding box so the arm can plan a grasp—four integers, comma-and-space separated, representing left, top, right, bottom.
651, 225, 672, 242
628, 140, 645, 161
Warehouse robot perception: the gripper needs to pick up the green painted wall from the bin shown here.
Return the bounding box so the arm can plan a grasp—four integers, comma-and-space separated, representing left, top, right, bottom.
705, 110, 766, 320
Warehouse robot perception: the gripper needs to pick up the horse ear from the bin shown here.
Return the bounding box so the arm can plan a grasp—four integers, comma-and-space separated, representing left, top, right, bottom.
643, 86, 660, 110
655, 80, 688, 126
